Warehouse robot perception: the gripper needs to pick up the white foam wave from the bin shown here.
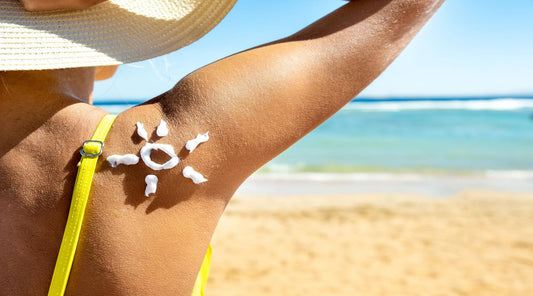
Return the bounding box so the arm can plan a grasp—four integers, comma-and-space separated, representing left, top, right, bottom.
252, 172, 427, 182
485, 170, 533, 180
344, 98, 533, 111
252, 171, 533, 182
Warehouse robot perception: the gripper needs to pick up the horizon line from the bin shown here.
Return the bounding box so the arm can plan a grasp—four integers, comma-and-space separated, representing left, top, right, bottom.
94, 95, 533, 105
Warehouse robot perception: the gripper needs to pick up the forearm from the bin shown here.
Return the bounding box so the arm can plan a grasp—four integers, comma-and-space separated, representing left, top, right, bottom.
280, 0, 445, 108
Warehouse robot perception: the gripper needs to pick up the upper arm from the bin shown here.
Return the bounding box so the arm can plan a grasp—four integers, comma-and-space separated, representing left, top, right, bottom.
155, 0, 444, 190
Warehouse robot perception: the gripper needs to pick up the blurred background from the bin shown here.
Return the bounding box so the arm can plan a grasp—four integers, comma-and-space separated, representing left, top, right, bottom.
94, 0, 533, 192
94, 1, 533, 295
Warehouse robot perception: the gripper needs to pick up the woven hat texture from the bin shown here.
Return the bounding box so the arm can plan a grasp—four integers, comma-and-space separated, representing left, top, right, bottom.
0, 0, 237, 70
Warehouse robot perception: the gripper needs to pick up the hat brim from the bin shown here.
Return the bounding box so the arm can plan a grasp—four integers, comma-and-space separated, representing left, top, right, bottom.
0, 0, 237, 70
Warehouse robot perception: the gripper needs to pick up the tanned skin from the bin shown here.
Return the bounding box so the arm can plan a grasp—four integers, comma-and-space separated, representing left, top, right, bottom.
18, 0, 107, 11
0, 0, 445, 295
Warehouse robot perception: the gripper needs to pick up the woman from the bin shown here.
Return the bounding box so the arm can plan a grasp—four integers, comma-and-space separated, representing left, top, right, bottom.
0, 0, 444, 295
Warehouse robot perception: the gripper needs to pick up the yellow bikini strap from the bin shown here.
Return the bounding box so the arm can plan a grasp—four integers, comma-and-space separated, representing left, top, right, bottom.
48, 114, 117, 296
191, 244, 212, 296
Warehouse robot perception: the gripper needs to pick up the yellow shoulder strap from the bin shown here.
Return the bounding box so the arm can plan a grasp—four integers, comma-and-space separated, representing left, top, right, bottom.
48, 114, 212, 296
191, 244, 212, 296
48, 114, 117, 296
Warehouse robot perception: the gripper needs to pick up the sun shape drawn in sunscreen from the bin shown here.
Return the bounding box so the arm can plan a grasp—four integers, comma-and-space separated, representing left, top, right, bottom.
107, 120, 209, 196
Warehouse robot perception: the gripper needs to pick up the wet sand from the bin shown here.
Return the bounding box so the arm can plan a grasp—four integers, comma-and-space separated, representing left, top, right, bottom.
208, 190, 533, 296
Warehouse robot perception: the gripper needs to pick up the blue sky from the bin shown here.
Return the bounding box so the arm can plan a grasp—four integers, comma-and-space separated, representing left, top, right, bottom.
94, 0, 533, 102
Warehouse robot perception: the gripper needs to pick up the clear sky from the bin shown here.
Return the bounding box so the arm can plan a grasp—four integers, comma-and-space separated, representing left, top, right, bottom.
94, 0, 533, 102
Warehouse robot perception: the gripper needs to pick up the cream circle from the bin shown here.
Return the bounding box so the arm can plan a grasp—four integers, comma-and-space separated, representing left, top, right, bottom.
140, 143, 180, 171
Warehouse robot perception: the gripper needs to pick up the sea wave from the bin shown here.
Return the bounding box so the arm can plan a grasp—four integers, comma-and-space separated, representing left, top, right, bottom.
485, 170, 533, 180
252, 172, 427, 182
252, 170, 533, 182
240, 171, 533, 196
96, 98, 533, 113
344, 98, 533, 111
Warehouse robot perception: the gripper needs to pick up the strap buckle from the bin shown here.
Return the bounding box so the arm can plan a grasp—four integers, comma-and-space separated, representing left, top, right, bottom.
80, 140, 104, 157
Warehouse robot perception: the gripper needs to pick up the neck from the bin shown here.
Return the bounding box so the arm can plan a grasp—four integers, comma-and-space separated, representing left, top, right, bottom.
0, 68, 97, 155
0, 67, 96, 127
0, 67, 95, 105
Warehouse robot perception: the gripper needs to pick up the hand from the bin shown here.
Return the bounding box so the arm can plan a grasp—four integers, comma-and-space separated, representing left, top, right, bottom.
19, 0, 107, 11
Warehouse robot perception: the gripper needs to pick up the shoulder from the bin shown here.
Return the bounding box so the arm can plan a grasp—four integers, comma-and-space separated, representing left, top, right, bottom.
97, 101, 237, 210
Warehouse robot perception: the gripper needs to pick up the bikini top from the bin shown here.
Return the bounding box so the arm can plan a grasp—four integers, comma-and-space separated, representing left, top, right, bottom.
47, 114, 211, 296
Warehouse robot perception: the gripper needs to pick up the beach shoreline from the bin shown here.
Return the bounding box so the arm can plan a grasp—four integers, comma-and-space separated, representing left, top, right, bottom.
237, 172, 533, 197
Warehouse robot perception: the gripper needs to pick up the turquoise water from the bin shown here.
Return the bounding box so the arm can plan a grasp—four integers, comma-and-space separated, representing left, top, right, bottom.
96, 98, 533, 175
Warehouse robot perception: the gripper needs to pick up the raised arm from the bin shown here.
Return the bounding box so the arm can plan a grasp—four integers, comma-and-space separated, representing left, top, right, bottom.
154, 0, 444, 194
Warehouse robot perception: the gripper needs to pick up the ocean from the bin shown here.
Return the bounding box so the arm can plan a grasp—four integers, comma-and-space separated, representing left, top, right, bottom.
95, 97, 533, 180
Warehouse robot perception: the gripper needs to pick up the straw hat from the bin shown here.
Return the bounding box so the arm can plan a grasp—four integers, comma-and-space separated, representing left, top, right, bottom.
0, 0, 237, 70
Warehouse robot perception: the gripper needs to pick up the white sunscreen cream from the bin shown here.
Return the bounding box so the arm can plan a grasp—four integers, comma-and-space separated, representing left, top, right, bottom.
140, 143, 180, 171
185, 132, 209, 153
182, 166, 208, 184
144, 175, 158, 197
107, 154, 140, 168
156, 119, 169, 137
136, 122, 149, 141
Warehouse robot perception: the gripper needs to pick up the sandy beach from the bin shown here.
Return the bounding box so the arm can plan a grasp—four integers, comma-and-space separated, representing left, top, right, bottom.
207, 176, 533, 296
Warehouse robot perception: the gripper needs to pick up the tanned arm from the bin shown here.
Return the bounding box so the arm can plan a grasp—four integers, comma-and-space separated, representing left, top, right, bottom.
153, 0, 445, 197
